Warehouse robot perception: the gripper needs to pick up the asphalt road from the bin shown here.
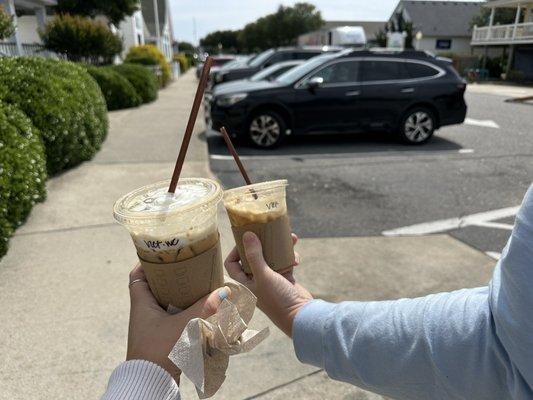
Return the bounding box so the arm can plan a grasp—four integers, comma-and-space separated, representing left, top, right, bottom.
206, 90, 533, 258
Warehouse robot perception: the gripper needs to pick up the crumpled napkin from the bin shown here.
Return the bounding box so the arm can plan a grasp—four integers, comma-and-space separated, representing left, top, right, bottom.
168, 281, 270, 398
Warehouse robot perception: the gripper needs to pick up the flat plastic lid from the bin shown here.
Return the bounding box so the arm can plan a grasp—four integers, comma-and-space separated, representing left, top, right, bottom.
113, 178, 222, 225
223, 179, 287, 199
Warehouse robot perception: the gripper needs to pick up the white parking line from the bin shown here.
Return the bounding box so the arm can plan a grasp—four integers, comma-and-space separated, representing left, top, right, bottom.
458, 148, 475, 154
486, 251, 502, 260
382, 206, 519, 236
464, 118, 500, 129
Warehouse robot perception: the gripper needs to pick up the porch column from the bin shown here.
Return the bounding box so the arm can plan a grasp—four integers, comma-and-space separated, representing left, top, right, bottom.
513, 4, 522, 39
488, 7, 495, 39
1, 0, 23, 55
506, 44, 516, 78
35, 5, 46, 32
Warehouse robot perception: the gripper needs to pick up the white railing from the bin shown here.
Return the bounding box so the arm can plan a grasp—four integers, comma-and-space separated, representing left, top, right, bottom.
472, 22, 533, 44
0, 42, 57, 58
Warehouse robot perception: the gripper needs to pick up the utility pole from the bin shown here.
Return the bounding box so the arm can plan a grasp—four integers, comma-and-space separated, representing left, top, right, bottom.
193, 17, 197, 45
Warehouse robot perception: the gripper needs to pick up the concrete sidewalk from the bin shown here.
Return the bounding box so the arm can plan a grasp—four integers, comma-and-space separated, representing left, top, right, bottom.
467, 82, 533, 98
0, 72, 496, 400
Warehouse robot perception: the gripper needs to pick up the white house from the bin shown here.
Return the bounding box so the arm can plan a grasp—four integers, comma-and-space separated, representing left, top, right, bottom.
0, 0, 56, 56
389, 0, 483, 54
1, 0, 174, 62
471, 0, 533, 79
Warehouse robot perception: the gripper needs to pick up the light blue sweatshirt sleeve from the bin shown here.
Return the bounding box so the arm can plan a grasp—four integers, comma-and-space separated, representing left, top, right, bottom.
293, 185, 533, 400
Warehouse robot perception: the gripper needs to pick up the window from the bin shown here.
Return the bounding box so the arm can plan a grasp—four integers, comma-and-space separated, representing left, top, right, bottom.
263, 52, 293, 67
436, 39, 452, 50
310, 61, 359, 84
404, 62, 440, 79
294, 51, 321, 60
360, 60, 409, 82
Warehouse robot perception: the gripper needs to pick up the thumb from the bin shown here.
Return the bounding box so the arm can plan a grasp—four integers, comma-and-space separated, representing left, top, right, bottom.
180, 286, 231, 321
243, 231, 270, 278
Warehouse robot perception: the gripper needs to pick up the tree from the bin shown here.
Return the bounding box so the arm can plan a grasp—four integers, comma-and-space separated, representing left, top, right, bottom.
40, 14, 123, 64
470, 6, 518, 29
177, 41, 195, 53
56, 0, 139, 26
200, 30, 240, 53
237, 2, 323, 52
0, 5, 15, 40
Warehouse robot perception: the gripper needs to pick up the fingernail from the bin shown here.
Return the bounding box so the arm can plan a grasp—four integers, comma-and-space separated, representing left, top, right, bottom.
218, 286, 231, 301
243, 231, 256, 245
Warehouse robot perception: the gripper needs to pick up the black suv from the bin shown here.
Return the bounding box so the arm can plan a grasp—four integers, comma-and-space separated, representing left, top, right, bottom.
212, 46, 341, 87
209, 49, 467, 148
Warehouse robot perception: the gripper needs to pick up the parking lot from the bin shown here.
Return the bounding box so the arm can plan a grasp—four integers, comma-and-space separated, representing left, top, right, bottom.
207, 89, 533, 259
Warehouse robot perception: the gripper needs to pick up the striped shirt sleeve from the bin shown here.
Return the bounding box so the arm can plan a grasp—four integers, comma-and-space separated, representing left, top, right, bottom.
101, 360, 180, 400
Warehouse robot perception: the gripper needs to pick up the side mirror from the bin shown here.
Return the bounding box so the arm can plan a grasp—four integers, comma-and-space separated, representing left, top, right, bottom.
307, 76, 324, 90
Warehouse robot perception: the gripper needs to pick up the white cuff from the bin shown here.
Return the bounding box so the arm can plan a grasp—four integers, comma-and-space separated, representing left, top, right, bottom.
101, 360, 179, 400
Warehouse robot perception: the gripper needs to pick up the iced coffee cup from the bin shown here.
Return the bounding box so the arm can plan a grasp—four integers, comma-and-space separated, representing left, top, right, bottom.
223, 179, 295, 274
113, 178, 224, 309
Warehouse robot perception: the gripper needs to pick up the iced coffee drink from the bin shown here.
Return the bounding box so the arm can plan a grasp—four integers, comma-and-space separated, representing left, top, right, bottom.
223, 180, 295, 273
114, 178, 224, 309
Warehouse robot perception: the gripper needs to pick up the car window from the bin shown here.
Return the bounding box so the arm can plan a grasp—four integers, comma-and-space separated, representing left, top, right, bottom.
360, 60, 409, 82
310, 61, 359, 84
404, 62, 440, 78
263, 52, 292, 67
248, 49, 275, 67
294, 51, 321, 60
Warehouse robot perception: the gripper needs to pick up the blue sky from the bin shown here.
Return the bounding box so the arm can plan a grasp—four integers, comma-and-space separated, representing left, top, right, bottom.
168, 0, 481, 44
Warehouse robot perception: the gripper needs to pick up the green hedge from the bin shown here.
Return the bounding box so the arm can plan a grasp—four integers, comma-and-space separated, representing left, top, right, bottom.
0, 57, 108, 175
112, 63, 158, 104
125, 45, 171, 87
86, 66, 142, 111
0, 102, 47, 258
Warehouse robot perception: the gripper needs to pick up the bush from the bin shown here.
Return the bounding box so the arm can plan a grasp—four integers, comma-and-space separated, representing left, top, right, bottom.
86, 66, 142, 111
125, 44, 171, 87
0, 57, 108, 175
112, 63, 158, 104
0, 102, 47, 258
40, 14, 123, 65
0, 5, 15, 40
174, 53, 189, 74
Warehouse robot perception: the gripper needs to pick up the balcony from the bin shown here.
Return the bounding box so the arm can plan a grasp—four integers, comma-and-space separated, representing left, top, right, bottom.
472, 22, 533, 45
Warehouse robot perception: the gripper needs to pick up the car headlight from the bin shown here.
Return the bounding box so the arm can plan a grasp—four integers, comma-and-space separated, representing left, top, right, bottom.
216, 93, 248, 107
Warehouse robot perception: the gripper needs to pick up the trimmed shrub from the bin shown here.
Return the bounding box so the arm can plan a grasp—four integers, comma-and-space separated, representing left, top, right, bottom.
0, 102, 47, 258
40, 14, 123, 65
0, 57, 108, 175
174, 53, 189, 73
125, 44, 171, 87
112, 63, 158, 104
86, 66, 142, 111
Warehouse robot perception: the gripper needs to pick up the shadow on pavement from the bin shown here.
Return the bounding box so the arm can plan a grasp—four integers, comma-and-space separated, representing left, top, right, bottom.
205, 129, 462, 157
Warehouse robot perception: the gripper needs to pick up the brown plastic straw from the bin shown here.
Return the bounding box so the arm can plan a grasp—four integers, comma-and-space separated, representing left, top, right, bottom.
168, 56, 214, 193
220, 127, 258, 199
220, 127, 252, 185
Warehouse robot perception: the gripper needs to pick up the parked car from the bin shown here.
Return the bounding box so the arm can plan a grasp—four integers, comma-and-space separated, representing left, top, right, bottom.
205, 60, 304, 128
211, 46, 341, 87
208, 48, 467, 148
196, 55, 236, 78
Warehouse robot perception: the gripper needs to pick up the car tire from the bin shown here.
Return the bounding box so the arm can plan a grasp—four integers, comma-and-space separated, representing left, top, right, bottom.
398, 107, 435, 144
247, 111, 286, 149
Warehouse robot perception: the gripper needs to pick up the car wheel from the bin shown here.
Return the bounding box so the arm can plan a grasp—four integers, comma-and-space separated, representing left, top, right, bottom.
399, 108, 435, 144
248, 111, 286, 148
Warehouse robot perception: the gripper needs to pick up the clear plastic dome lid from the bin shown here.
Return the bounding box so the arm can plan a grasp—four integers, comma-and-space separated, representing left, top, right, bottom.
113, 178, 222, 226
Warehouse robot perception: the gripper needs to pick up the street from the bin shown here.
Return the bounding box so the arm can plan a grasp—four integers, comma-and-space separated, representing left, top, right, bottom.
207, 89, 533, 260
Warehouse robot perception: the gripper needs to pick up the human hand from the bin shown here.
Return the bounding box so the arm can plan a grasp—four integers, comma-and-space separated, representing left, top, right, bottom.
126, 263, 230, 381
224, 232, 313, 337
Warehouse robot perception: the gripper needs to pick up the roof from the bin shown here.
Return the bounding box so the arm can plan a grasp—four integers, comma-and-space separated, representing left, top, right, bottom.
395, 1, 483, 37
323, 20, 386, 38
141, 0, 167, 37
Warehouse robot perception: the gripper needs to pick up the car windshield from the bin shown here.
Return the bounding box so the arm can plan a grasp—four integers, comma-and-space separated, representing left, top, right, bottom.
248, 49, 275, 67
275, 54, 338, 85
220, 57, 249, 70
250, 63, 295, 82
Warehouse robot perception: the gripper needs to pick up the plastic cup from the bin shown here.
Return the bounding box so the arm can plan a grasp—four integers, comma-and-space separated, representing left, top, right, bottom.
113, 178, 223, 308
223, 180, 294, 273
